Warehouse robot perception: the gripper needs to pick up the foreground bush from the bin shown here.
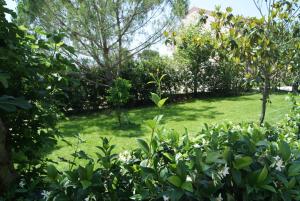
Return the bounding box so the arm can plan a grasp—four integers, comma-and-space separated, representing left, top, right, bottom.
5, 96, 299, 201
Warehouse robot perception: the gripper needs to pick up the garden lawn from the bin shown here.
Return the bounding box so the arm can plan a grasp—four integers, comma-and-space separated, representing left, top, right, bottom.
48, 93, 295, 169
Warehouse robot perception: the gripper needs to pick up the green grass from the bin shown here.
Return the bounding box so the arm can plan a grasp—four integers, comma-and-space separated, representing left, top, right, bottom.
48, 93, 295, 169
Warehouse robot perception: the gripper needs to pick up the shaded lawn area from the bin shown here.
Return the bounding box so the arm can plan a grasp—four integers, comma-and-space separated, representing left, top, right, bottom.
48, 93, 295, 169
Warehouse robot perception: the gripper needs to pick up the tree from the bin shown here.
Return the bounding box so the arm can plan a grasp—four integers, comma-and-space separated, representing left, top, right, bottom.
210, 1, 300, 125
0, 1, 74, 194
250, 0, 300, 124
174, 25, 214, 96
17, 0, 188, 83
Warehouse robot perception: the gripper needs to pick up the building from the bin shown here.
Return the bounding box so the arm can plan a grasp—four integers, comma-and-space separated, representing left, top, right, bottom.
182, 7, 214, 28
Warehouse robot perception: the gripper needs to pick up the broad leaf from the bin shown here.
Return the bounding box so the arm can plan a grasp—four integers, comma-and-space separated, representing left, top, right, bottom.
233, 156, 253, 170
167, 175, 182, 187
181, 182, 193, 192
257, 166, 268, 184
278, 141, 291, 161
206, 151, 221, 164
150, 92, 160, 105
137, 139, 150, 154
80, 180, 92, 189
47, 165, 58, 179
157, 98, 168, 108
288, 162, 300, 177
260, 185, 276, 193
0, 96, 31, 112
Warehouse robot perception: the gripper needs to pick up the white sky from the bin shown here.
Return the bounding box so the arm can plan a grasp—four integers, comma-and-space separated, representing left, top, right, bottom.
4, 0, 261, 55
4, 0, 261, 16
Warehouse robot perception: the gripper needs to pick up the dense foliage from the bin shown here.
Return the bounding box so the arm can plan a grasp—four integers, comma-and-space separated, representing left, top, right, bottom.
17, 0, 188, 83
107, 77, 132, 125
173, 25, 247, 96
207, 2, 300, 124
4, 94, 299, 201
0, 0, 75, 195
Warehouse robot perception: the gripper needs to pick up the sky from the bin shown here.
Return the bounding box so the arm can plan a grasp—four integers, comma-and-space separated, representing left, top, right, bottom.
4, 0, 261, 16
4, 0, 262, 55
190, 0, 261, 17
5, 0, 16, 10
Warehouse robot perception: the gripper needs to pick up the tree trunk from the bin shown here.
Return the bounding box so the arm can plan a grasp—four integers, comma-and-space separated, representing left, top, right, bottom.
103, 45, 113, 84
0, 118, 17, 196
116, 1, 122, 77
259, 74, 270, 126
193, 78, 197, 97
193, 69, 198, 97
292, 82, 299, 93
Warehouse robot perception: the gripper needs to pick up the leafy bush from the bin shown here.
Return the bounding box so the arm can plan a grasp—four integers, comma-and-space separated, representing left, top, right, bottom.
107, 78, 132, 125
0, 1, 75, 195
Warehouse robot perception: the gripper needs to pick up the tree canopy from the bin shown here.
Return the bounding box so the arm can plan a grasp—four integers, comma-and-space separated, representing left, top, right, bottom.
17, 0, 188, 82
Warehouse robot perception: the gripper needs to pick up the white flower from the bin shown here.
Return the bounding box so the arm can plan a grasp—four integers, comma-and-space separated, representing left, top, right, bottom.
274, 156, 281, 161
216, 193, 223, 201
202, 138, 209, 145
193, 144, 201, 148
271, 156, 284, 171
119, 150, 131, 163
175, 153, 182, 162
218, 164, 230, 179
163, 195, 169, 201
19, 179, 26, 188
186, 175, 192, 182
41, 190, 50, 200
84, 194, 96, 201
275, 160, 284, 171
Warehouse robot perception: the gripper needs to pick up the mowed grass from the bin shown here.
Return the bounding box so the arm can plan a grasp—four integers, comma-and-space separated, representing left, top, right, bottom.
48, 93, 295, 169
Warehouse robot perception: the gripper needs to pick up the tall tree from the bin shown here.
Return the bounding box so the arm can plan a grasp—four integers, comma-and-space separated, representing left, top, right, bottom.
17, 0, 188, 83
210, 1, 300, 125
250, 0, 300, 124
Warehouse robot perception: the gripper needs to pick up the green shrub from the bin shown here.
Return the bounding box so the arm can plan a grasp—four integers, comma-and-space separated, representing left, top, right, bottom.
0, 1, 75, 195
107, 78, 132, 125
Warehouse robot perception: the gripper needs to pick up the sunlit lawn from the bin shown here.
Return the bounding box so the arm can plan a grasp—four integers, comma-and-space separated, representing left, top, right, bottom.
48, 93, 296, 169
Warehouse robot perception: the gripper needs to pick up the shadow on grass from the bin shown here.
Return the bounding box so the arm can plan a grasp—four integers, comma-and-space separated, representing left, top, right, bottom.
125, 104, 225, 128
58, 105, 221, 140
199, 95, 257, 103
58, 94, 269, 141
58, 114, 144, 137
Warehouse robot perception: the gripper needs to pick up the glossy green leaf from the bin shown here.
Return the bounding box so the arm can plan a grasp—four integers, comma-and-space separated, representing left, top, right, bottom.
257, 166, 268, 184
150, 92, 160, 105
157, 98, 168, 108
137, 139, 150, 154
206, 151, 221, 164
0, 73, 9, 88
288, 163, 300, 177
288, 177, 296, 189
80, 180, 92, 189
278, 141, 291, 161
86, 163, 94, 180
260, 185, 276, 193
47, 165, 58, 179
233, 156, 253, 170
232, 169, 242, 185
167, 175, 182, 187
144, 119, 156, 130
0, 96, 31, 112
181, 182, 193, 192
